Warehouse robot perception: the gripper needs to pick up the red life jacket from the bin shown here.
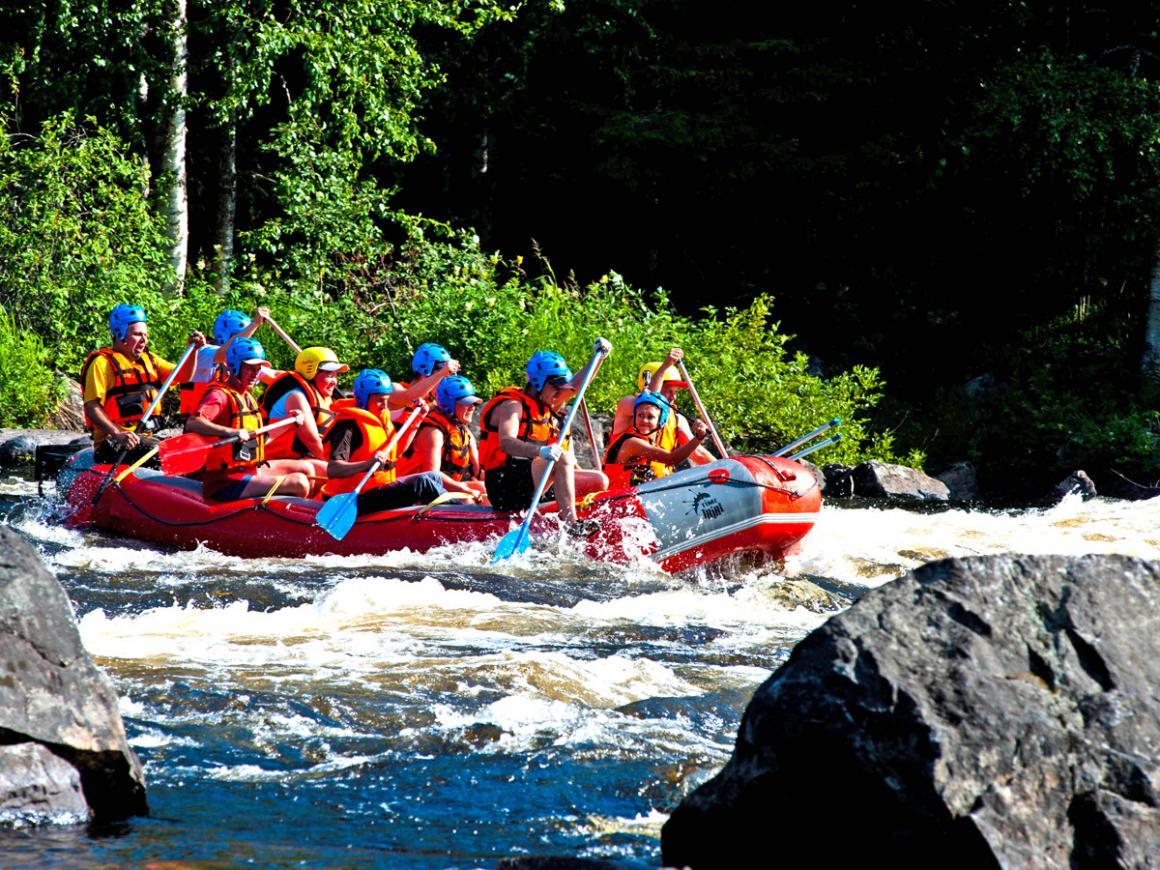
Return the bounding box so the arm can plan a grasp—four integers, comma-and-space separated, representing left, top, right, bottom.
399, 409, 474, 480
80, 348, 163, 430
478, 387, 559, 471
178, 365, 228, 418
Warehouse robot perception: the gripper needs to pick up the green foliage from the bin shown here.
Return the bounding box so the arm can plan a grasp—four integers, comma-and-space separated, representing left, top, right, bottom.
0, 307, 65, 427
0, 113, 173, 374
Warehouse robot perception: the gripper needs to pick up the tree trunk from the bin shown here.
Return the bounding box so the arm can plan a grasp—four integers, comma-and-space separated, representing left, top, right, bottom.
162, 0, 190, 290
1141, 241, 1160, 395
213, 123, 237, 294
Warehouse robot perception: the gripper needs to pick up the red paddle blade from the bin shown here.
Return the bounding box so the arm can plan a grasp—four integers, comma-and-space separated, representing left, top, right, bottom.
158, 433, 214, 476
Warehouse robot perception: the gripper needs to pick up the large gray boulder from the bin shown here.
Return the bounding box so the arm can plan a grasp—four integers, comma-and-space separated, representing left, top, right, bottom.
0, 429, 89, 469
0, 527, 147, 824
662, 555, 1159, 868
850, 460, 949, 502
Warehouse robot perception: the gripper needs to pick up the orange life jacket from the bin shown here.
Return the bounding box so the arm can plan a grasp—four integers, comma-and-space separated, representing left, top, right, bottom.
478, 387, 560, 471
80, 348, 163, 431
399, 409, 474, 480
320, 403, 398, 498
260, 371, 337, 458
202, 386, 266, 472
602, 430, 670, 489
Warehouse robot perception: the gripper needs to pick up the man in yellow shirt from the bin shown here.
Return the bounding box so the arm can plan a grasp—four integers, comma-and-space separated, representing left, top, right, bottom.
82, 303, 204, 465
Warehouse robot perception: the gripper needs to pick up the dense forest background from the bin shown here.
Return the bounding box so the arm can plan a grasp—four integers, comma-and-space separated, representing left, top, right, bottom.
3, 0, 1160, 497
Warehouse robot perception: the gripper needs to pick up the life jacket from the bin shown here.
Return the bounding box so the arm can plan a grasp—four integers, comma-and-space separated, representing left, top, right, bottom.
478, 387, 560, 472
321, 403, 398, 498
602, 430, 669, 489
80, 348, 163, 431
202, 386, 266, 472
260, 371, 337, 458
178, 365, 228, 418
399, 409, 474, 481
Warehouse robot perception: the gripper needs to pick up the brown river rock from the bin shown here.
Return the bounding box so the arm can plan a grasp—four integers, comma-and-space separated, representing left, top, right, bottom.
0, 527, 147, 824
662, 554, 1159, 868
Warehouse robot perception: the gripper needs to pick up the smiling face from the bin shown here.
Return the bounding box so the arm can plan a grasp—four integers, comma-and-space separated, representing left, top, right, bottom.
634, 404, 661, 433
115, 321, 149, 360
454, 400, 477, 425
314, 369, 340, 398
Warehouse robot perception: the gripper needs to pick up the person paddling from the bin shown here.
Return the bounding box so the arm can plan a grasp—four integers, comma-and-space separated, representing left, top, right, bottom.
82, 303, 205, 466
478, 345, 610, 535
611, 347, 714, 466
260, 346, 347, 478
321, 369, 445, 512
603, 391, 710, 489
183, 338, 315, 500
397, 375, 488, 502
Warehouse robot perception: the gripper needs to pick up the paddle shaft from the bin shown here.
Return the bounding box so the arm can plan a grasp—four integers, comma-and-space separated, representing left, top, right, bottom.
789, 433, 842, 461
773, 418, 841, 458
345, 404, 426, 496
524, 346, 609, 523
579, 398, 603, 467
676, 360, 728, 458
139, 341, 197, 429
263, 315, 302, 354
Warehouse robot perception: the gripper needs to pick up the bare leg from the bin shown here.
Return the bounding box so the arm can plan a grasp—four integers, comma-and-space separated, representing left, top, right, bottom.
235, 471, 310, 499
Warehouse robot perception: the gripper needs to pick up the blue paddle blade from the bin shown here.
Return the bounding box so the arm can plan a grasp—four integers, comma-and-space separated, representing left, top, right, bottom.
492, 522, 531, 563
316, 493, 359, 541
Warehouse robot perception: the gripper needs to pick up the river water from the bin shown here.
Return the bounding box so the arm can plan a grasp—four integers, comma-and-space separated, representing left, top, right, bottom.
1, 476, 1158, 867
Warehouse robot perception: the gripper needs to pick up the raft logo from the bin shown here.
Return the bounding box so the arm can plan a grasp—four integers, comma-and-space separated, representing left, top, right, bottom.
688, 491, 725, 521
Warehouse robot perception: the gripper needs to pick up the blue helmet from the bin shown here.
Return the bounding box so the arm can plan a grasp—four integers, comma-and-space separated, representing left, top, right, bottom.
412, 343, 451, 378
633, 391, 670, 430
213, 309, 252, 346
226, 337, 268, 378
436, 375, 481, 417
109, 304, 147, 342
526, 351, 573, 392
353, 369, 394, 409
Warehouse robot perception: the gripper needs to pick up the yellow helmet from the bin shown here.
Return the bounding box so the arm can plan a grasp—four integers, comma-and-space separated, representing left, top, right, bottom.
295, 347, 348, 380
636, 361, 688, 392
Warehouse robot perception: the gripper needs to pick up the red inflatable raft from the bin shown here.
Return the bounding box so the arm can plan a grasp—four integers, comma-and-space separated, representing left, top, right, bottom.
62, 450, 821, 573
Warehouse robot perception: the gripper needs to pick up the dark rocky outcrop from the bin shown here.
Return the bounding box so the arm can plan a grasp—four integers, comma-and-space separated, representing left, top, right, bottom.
0, 527, 147, 825
934, 461, 982, 503
0, 430, 89, 469
850, 460, 949, 502
662, 555, 1159, 868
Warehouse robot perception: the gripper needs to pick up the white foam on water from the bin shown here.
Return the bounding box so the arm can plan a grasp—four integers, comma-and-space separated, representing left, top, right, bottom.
205, 752, 385, 782
789, 496, 1160, 590
568, 587, 830, 633
129, 728, 199, 749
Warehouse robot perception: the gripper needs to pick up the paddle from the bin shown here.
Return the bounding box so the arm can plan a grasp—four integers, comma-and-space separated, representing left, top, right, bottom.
91, 341, 197, 505
789, 433, 842, 461
263, 314, 302, 354
493, 340, 611, 563
773, 418, 841, 458
579, 398, 603, 467
315, 404, 427, 541
159, 416, 299, 477
676, 360, 729, 459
